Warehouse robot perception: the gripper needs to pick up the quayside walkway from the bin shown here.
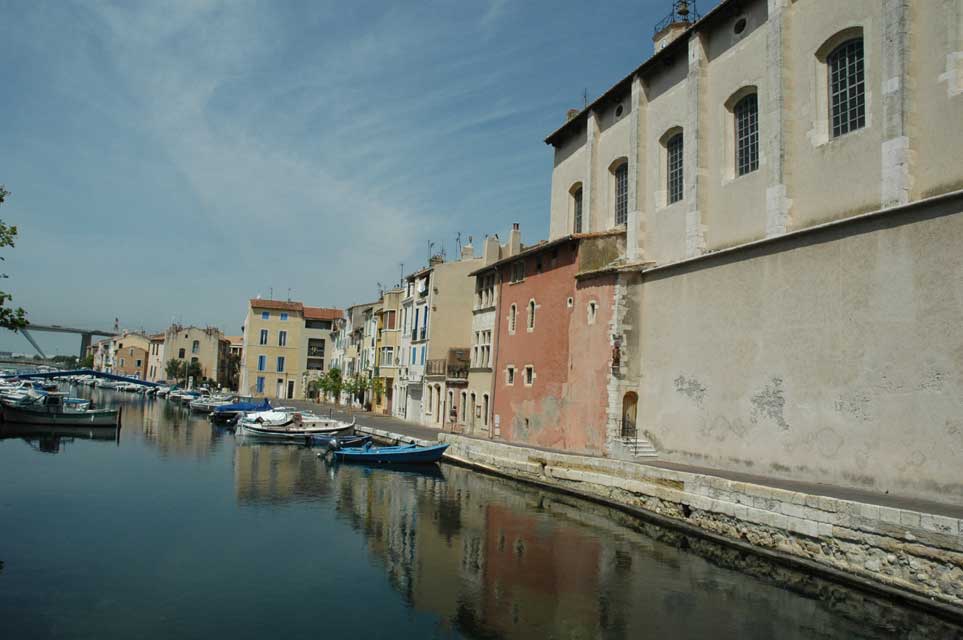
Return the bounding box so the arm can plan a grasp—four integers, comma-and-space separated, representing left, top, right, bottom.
283, 399, 963, 520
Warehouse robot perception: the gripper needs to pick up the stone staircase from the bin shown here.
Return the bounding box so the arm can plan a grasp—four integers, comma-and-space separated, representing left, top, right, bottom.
621, 435, 659, 458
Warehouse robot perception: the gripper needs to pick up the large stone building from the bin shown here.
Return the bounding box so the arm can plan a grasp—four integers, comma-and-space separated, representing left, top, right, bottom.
520, 0, 963, 505
239, 299, 341, 399
146, 334, 166, 382
112, 332, 150, 379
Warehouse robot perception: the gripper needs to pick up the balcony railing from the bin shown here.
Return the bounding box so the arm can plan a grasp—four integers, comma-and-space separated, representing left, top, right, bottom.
307, 347, 325, 357
426, 359, 468, 380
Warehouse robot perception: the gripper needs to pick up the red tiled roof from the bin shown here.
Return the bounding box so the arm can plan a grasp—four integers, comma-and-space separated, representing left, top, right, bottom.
303, 307, 343, 321
250, 299, 303, 312
224, 335, 243, 345
149, 333, 165, 341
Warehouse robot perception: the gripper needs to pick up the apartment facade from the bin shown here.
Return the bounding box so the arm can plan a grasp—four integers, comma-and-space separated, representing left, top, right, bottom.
112, 332, 151, 379
239, 299, 341, 400
537, 0, 963, 504
396, 249, 481, 427
146, 334, 166, 382
163, 325, 230, 387
373, 288, 402, 415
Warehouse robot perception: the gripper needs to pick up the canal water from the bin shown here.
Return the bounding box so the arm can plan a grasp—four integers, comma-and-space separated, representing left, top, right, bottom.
1, 388, 961, 639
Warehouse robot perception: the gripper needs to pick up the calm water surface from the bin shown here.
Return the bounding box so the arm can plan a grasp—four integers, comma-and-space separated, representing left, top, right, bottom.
1, 387, 961, 639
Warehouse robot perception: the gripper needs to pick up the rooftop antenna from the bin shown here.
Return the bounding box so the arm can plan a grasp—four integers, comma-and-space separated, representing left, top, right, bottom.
455, 231, 462, 256
399, 262, 404, 287
583, 88, 588, 109
269, 286, 274, 300
427, 241, 435, 263
287, 288, 291, 302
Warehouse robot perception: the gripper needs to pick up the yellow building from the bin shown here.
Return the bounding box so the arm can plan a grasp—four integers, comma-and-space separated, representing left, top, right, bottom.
162, 325, 230, 387
373, 287, 402, 414
239, 299, 341, 400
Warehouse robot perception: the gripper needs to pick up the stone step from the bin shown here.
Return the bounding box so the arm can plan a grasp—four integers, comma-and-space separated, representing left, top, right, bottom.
621, 437, 659, 458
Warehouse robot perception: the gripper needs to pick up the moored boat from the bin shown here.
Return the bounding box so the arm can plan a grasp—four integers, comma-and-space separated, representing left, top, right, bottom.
310, 433, 372, 449
210, 398, 272, 425
0, 393, 120, 427
333, 442, 448, 464
236, 412, 356, 441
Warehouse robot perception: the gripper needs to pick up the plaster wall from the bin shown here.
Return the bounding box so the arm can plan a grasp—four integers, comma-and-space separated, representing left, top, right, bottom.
911, 0, 963, 199
633, 197, 963, 506
594, 96, 632, 231
241, 311, 302, 398
784, 1, 883, 227
549, 132, 587, 239
425, 259, 478, 360
702, 2, 770, 250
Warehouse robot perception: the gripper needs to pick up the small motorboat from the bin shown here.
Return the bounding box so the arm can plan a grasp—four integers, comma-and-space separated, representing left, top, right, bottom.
333, 442, 448, 464
236, 412, 356, 441
189, 394, 235, 413
1, 392, 119, 427
310, 433, 372, 449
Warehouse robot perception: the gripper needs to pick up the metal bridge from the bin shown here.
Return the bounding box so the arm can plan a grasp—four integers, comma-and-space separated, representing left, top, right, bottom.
0, 368, 159, 388
18, 324, 119, 359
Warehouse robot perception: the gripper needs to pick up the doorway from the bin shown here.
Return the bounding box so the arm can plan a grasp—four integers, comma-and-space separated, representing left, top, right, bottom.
621, 391, 638, 438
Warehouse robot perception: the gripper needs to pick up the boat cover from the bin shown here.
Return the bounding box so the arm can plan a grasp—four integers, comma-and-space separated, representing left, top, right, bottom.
213, 399, 272, 414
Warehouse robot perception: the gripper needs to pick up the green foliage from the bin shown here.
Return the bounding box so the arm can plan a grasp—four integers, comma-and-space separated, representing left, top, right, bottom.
319, 367, 344, 403
371, 377, 384, 401
165, 359, 183, 382
81, 354, 94, 369
0, 186, 27, 332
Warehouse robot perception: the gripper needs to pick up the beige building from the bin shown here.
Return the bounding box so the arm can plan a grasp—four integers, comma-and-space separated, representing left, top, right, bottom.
163, 325, 230, 387
539, 0, 963, 504
146, 334, 166, 382
395, 247, 482, 427
373, 288, 402, 414
113, 332, 151, 379
464, 227, 524, 436
239, 299, 341, 399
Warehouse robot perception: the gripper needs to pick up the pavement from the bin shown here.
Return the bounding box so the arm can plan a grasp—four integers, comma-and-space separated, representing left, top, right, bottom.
283, 398, 963, 519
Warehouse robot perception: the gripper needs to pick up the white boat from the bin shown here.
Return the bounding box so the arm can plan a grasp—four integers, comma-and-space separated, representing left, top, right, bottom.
236, 411, 356, 441
96, 380, 118, 390
189, 394, 235, 413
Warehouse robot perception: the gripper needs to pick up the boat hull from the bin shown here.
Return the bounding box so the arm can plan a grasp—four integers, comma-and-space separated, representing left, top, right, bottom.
236, 422, 355, 441
334, 443, 448, 464
1, 404, 119, 427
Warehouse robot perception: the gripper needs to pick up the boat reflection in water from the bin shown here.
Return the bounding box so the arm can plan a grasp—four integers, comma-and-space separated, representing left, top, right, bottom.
228, 447, 963, 639
0, 423, 120, 454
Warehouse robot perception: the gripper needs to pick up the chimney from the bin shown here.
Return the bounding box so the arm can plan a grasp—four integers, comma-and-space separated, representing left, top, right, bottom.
461, 236, 474, 260
508, 223, 521, 256
484, 235, 500, 265
429, 255, 444, 267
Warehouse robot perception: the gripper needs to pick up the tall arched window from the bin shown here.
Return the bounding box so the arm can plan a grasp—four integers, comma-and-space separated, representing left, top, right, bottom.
666, 133, 684, 204
571, 184, 583, 234
482, 394, 489, 427
509, 304, 517, 334
613, 163, 628, 225
828, 39, 865, 137
734, 93, 759, 175
527, 299, 536, 330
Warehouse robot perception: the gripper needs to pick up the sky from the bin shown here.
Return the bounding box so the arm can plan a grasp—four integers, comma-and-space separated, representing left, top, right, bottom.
0, 0, 680, 355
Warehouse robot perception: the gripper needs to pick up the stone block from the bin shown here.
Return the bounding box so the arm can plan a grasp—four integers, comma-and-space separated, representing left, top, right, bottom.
900, 510, 922, 529
790, 492, 808, 506
782, 502, 807, 519
858, 503, 881, 521
818, 522, 834, 537
744, 506, 767, 525
733, 504, 748, 521
772, 514, 789, 531
817, 496, 838, 513
919, 514, 959, 537
879, 506, 902, 525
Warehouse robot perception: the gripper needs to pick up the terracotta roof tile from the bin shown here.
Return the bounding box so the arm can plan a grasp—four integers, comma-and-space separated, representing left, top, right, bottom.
303, 307, 343, 321
250, 299, 303, 312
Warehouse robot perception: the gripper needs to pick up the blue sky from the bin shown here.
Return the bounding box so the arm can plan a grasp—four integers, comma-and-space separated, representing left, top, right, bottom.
0, 0, 678, 355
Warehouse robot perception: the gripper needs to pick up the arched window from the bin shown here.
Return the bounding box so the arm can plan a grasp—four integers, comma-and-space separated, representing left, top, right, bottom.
613, 162, 628, 225
527, 299, 536, 330
828, 39, 865, 137
460, 391, 467, 423
470, 392, 477, 427
666, 133, 684, 204
734, 93, 759, 175
482, 394, 489, 427
621, 391, 638, 438
571, 184, 583, 234
509, 304, 517, 334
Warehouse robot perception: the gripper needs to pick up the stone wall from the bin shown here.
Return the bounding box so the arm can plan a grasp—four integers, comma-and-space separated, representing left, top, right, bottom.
439, 433, 963, 612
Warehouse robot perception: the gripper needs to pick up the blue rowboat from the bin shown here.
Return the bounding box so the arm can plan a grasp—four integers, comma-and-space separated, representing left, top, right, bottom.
333, 442, 448, 464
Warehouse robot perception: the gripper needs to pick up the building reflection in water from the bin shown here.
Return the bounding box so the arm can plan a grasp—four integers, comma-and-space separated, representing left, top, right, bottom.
324, 463, 962, 640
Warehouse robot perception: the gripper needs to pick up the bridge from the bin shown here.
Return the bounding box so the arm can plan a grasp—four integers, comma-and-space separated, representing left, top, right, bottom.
19, 324, 119, 360
0, 368, 159, 388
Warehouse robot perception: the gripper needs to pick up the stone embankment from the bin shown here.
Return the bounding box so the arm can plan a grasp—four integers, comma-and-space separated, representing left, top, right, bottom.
434, 434, 963, 617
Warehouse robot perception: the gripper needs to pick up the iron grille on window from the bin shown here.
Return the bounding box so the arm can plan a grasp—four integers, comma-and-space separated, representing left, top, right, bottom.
614, 164, 628, 225
573, 187, 583, 233
734, 94, 759, 175
828, 39, 865, 137
667, 134, 684, 204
